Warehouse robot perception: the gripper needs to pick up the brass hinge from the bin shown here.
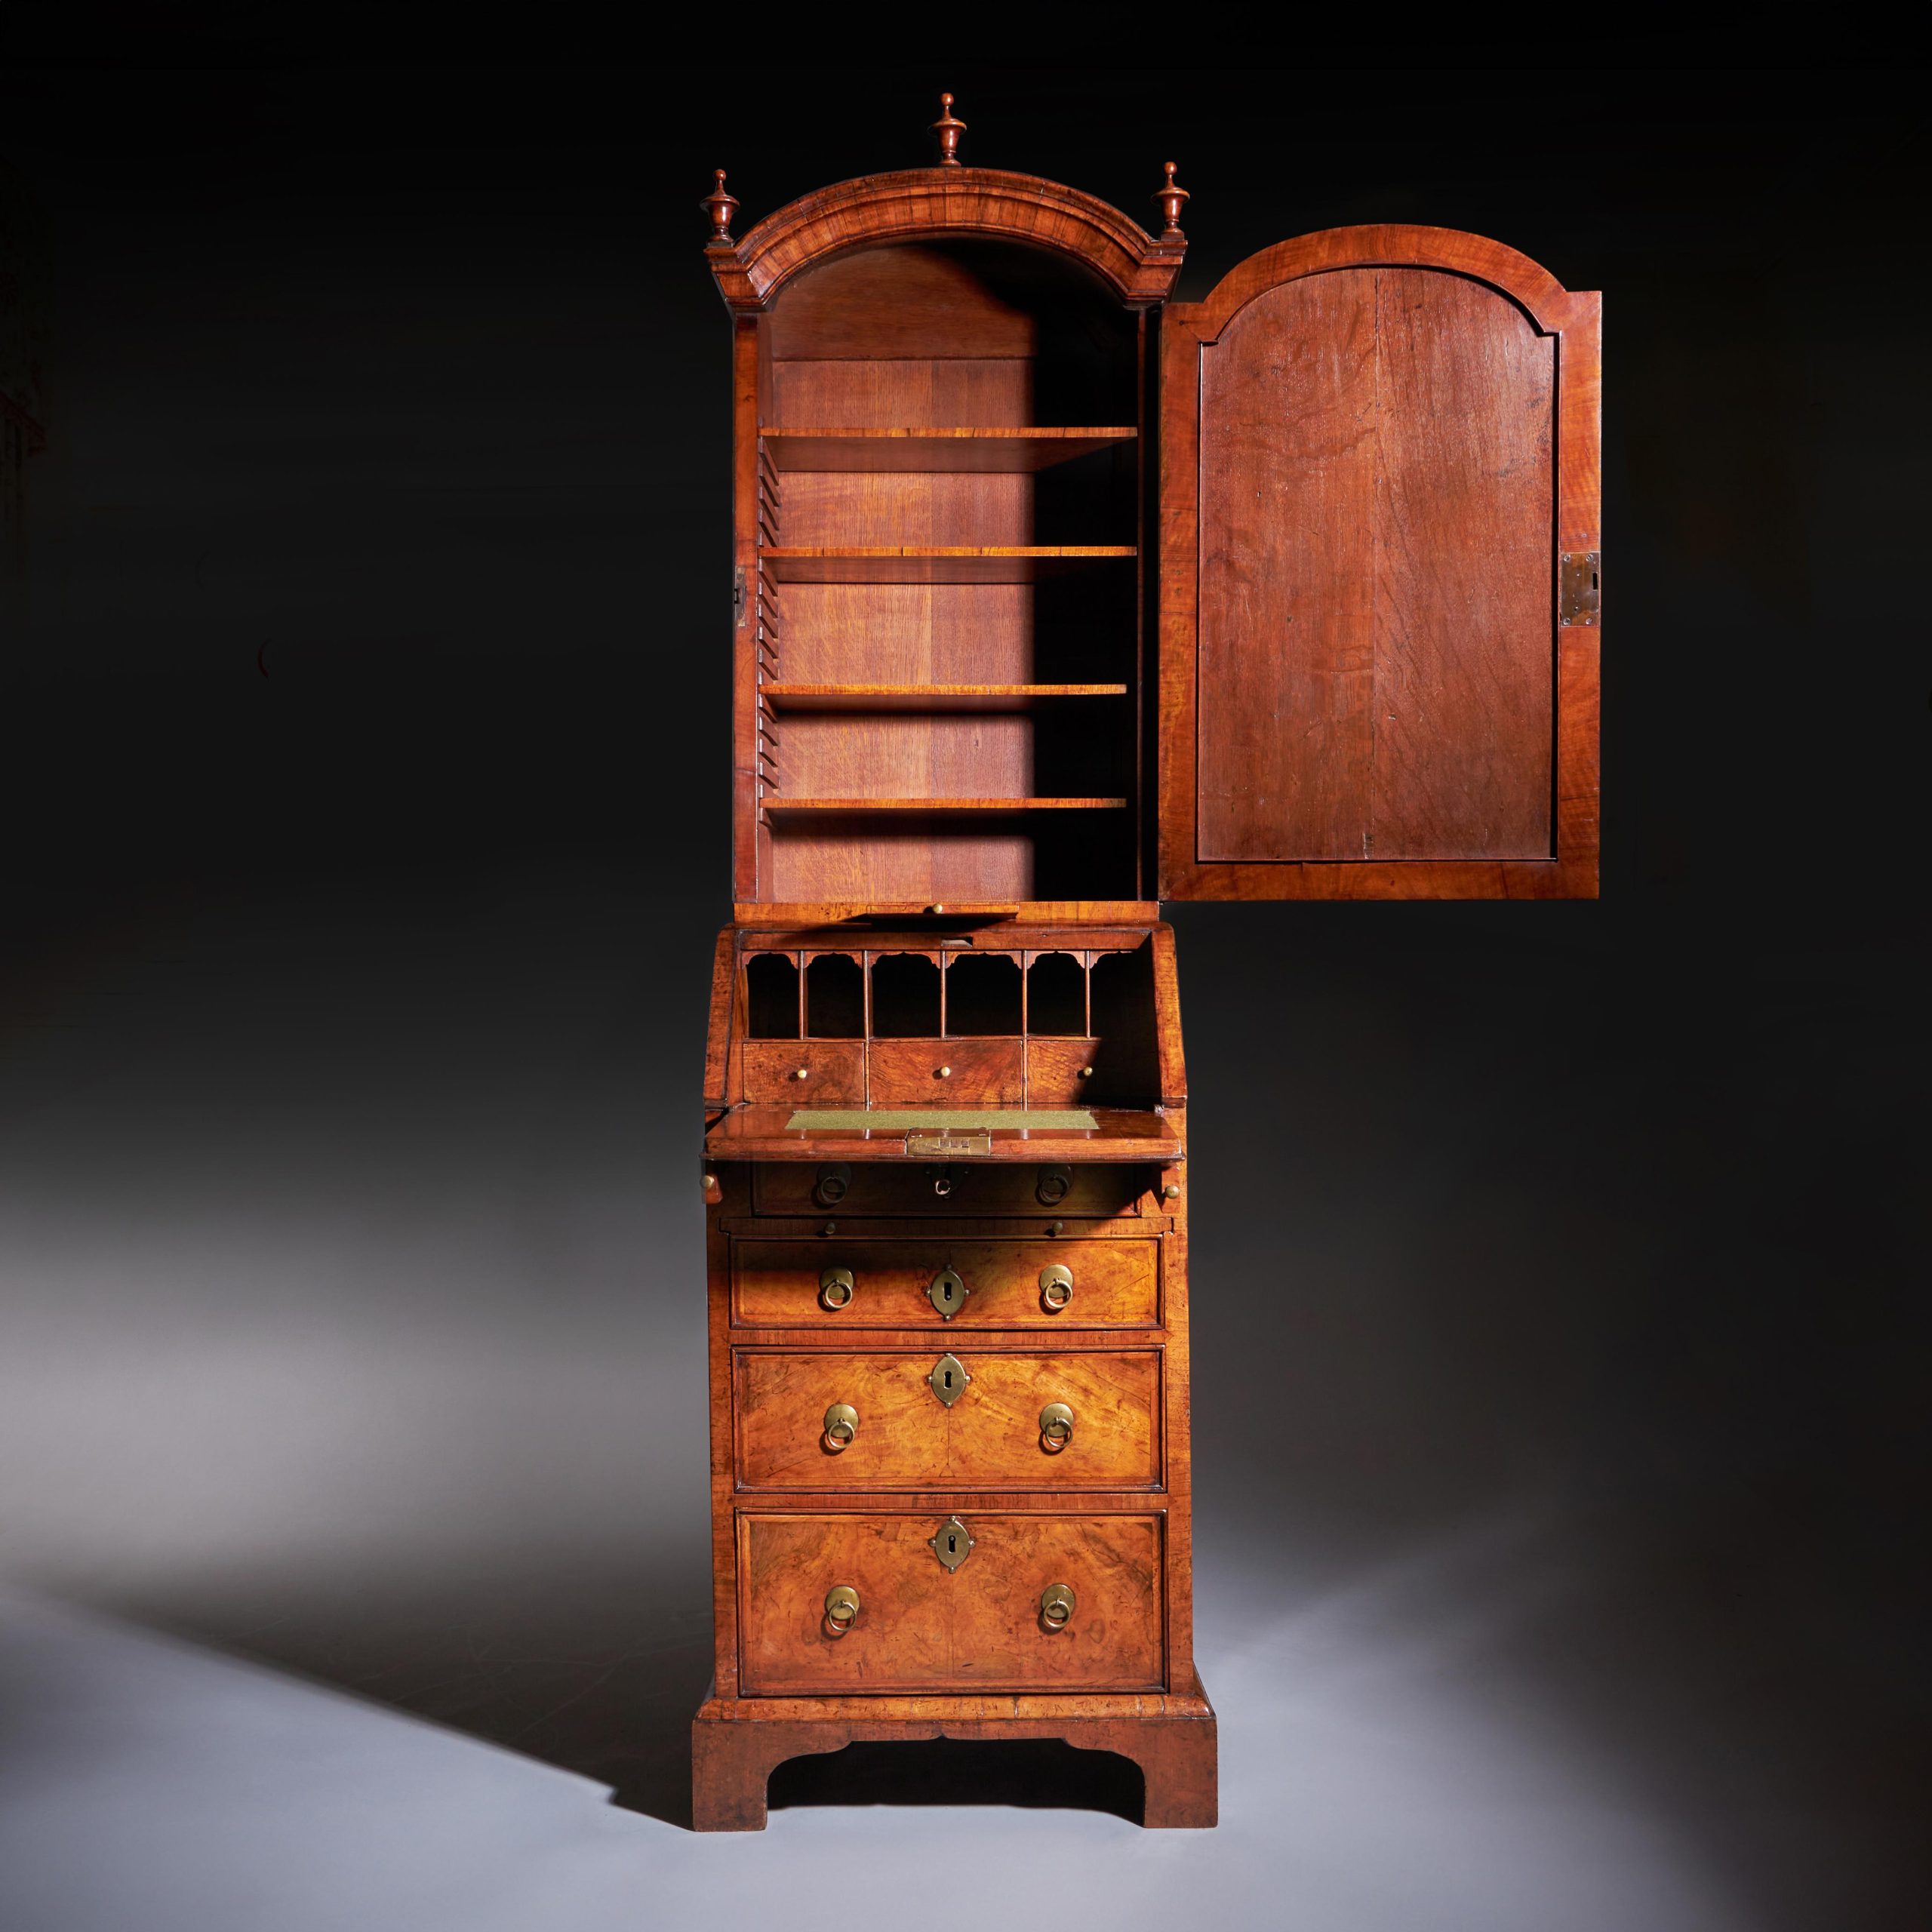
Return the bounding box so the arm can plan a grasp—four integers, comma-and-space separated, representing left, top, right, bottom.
1560, 551, 1601, 628
732, 565, 748, 628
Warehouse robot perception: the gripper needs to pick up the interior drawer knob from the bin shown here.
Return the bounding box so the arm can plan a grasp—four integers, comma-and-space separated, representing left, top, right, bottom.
1039, 1583, 1077, 1630
1038, 1263, 1074, 1312
818, 1266, 855, 1311
822, 1402, 858, 1452
823, 1586, 860, 1636
1039, 1401, 1075, 1453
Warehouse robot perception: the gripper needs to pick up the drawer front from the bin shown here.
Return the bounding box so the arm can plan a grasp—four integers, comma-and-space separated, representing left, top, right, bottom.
739, 1510, 1164, 1694
733, 1238, 1157, 1328
743, 1041, 866, 1106
751, 1161, 1155, 1218
735, 1348, 1160, 1491
867, 1038, 1023, 1106
1026, 1038, 1101, 1107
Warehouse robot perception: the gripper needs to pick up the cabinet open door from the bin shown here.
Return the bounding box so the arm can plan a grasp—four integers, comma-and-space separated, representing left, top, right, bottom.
1156, 226, 1600, 900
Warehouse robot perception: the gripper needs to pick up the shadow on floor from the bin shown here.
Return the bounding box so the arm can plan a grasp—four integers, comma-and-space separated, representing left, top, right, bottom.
769, 1737, 1142, 1821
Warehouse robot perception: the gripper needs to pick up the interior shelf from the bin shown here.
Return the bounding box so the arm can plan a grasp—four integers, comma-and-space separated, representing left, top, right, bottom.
764, 546, 1137, 584
761, 427, 1137, 472
761, 683, 1130, 714
763, 797, 1128, 816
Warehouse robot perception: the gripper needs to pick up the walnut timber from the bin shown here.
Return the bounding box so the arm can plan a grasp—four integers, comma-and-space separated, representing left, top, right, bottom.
689, 91, 1600, 1832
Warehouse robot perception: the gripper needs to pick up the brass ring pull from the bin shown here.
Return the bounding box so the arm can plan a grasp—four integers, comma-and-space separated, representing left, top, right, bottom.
819, 1266, 855, 1312
1039, 1583, 1076, 1630
823, 1402, 858, 1452
1039, 1401, 1075, 1454
1038, 1263, 1073, 1312
823, 1585, 860, 1636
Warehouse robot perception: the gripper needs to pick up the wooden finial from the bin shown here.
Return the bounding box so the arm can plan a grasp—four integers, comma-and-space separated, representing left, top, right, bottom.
1152, 161, 1189, 238
931, 92, 966, 167
700, 168, 740, 246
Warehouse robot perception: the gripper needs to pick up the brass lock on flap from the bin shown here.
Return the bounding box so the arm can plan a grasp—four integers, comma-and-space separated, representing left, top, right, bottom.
1039, 1401, 1075, 1453
819, 1266, 855, 1312
823, 1585, 860, 1636
1038, 1263, 1073, 1312
928, 1266, 968, 1319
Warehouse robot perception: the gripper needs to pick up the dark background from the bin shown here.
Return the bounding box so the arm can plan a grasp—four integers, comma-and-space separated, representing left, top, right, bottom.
0, 56, 1925, 1931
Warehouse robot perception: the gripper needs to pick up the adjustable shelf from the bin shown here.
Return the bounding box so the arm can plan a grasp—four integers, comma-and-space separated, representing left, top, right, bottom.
762, 546, 1136, 585
761, 683, 1129, 714
761, 426, 1137, 472
763, 797, 1128, 816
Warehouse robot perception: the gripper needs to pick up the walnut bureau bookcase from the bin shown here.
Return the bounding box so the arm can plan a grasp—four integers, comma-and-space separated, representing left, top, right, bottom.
690, 97, 1600, 1832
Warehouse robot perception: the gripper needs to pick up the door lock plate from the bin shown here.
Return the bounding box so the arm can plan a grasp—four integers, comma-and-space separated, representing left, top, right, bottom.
1559, 550, 1601, 627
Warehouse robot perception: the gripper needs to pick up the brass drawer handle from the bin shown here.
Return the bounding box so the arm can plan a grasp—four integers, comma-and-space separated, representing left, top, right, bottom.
819, 1266, 855, 1312
1038, 1263, 1073, 1312
1039, 1401, 1074, 1453
1040, 1583, 1076, 1630
823, 1586, 860, 1636
822, 1402, 858, 1452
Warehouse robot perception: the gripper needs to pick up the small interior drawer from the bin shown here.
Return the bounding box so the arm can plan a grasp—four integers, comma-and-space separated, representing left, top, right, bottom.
1026, 1038, 1102, 1107
738, 1509, 1164, 1694
743, 1040, 866, 1106
867, 1038, 1023, 1106
734, 1346, 1160, 1491
732, 1238, 1157, 1328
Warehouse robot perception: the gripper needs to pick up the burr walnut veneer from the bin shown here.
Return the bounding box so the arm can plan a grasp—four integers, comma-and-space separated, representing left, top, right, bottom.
691, 100, 1599, 1832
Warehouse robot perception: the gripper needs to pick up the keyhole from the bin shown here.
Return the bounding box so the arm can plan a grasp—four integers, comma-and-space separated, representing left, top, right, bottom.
943, 1368, 954, 1391
946, 1533, 958, 1555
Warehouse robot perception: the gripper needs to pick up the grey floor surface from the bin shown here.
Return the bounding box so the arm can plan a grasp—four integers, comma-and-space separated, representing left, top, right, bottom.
2, 875, 1921, 1931
0, 1521, 1911, 1932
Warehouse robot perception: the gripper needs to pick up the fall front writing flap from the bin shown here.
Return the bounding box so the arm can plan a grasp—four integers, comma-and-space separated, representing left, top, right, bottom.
1155, 225, 1600, 901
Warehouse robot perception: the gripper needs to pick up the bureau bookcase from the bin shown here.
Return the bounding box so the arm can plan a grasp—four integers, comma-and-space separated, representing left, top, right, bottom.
691, 98, 1600, 1830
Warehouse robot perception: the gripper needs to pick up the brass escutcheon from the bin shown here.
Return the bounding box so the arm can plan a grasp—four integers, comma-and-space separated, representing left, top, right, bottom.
822, 1401, 858, 1452
819, 1266, 855, 1312
1039, 1582, 1076, 1629
823, 1585, 860, 1635
928, 1266, 968, 1319
928, 1353, 970, 1407
1038, 1263, 1074, 1312
1039, 1400, 1075, 1453
929, 1515, 974, 1571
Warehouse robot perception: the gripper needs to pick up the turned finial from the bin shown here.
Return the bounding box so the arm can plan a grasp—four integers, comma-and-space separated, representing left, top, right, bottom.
700, 168, 740, 246
1152, 161, 1189, 238
931, 92, 967, 167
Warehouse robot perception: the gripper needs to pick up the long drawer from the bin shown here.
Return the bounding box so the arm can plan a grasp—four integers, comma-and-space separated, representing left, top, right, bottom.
738, 1509, 1164, 1694
734, 1347, 1161, 1491
751, 1161, 1157, 1218
732, 1238, 1158, 1329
